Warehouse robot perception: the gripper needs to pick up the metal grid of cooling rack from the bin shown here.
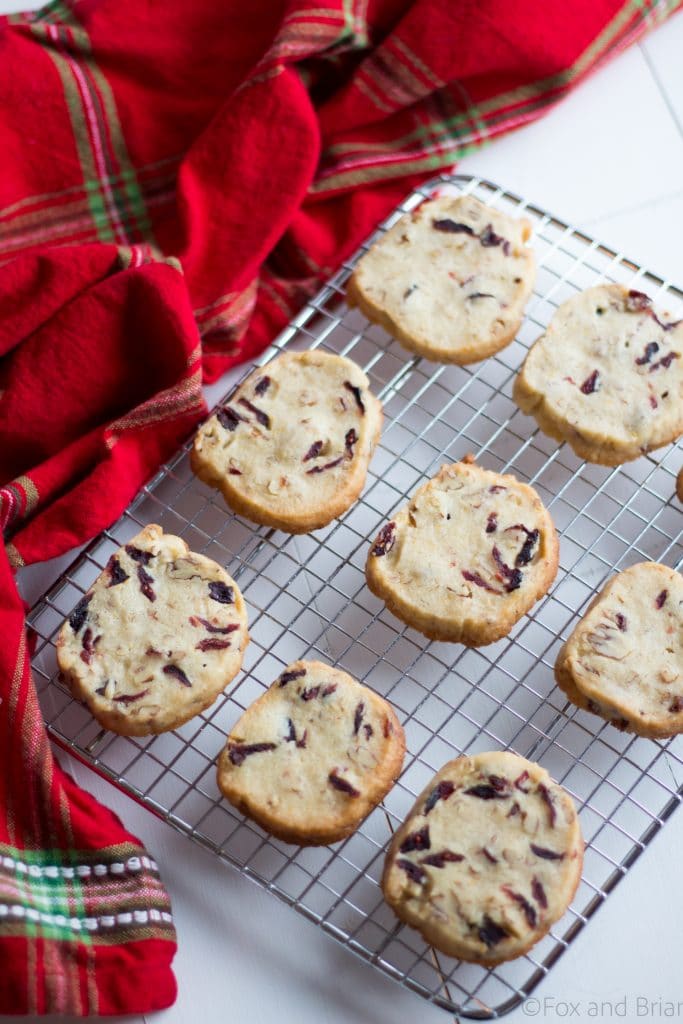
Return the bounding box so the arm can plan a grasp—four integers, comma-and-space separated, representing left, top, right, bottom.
28, 175, 683, 1019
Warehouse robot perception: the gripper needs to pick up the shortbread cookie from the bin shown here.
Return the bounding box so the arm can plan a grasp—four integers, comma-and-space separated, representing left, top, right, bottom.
347, 194, 535, 364
365, 459, 559, 645
217, 660, 405, 845
555, 562, 683, 738
191, 351, 382, 533
57, 525, 248, 736
382, 752, 583, 965
514, 285, 683, 465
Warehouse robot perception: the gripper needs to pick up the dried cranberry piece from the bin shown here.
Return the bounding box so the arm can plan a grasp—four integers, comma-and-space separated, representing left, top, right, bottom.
371, 522, 396, 557
383, 716, 394, 738
491, 547, 522, 591
80, 628, 97, 665
209, 581, 234, 604
343, 381, 365, 415
306, 455, 344, 475
462, 569, 501, 594
399, 825, 430, 854
514, 770, 530, 792
279, 668, 306, 687
625, 289, 652, 312
530, 843, 565, 861
328, 770, 360, 797
397, 859, 427, 884
353, 701, 365, 735
113, 688, 150, 705
137, 565, 156, 602
502, 886, 537, 927
478, 915, 508, 948
655, 589, 668, 609
189, 617, 238, 635
580, 370, 600, 395
424, 779, 455, 814
468, 292, 496, 301
507, 801, 521, 818
254, 375, 271, 396
196, 638, 232, 651
163, 664, 192, 688
229, 742, 277, 766
481, 847, 498, 864
488, 774, 509, 793
363, 723, 373, 740
652, 313, 682, 331
321, 683, 337, 697
432, 218, 475, 235
107, 556, 129, 587
486, 512, 498, 534
650, 352, 680, 372
669, 697, 683, 713
303, 440, 324, 463
489, 485, 506, 494
345, 428, 358, 458
615, 613, 627, 632
465, 784, 509, 800
531, 876, 548, 908
125, 544, 153, 565
301, 686, 321, 701
285, 717, 297, 743
420, 850, 464, 868
229, 468, 242, 475
635, 341, 659, 366
649, 394, 658, 409
513, 528, 539, 567
537, 783, 556, 827
480, 225, 511, 255
69, 595, 92, 633
238, 397, 270, 428
217, 407, 244, 431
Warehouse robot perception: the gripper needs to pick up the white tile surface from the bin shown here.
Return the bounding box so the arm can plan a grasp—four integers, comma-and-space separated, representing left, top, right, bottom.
2, 4, 683, 1024
458, 41, 683, 225
642, 9, 683, 137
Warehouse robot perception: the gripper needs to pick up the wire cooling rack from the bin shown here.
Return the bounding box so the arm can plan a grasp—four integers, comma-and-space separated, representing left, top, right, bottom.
28, 175, 683, 1018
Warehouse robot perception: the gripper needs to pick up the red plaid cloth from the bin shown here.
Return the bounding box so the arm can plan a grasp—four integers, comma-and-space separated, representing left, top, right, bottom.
1, 0, 679, 1014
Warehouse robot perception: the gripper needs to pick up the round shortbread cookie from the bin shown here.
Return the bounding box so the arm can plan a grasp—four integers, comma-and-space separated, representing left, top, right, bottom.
382, 752, 583, 965
555, 562, 683, 739
346, 194, 535, 364
57, 525, 248, 736
365, 459, 559, 646
514, 284, 683, 465
191, 351, 382, 533
216, 660, 405, 846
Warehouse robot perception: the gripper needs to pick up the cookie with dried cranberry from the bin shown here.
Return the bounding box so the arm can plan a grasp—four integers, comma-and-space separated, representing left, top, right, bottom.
514, 285, 683, 465
365, 458, 559, 646
555, 562, 683, 739
191, 351, 382, 534
57, 524, 248, 736
382, 751, 583, 965
216, 660, 405, 845
346, 194, 535, 364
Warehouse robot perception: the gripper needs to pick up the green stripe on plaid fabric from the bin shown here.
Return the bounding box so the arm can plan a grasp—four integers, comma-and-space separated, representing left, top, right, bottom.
28, 13, 155, 248
0, 843, 174, 945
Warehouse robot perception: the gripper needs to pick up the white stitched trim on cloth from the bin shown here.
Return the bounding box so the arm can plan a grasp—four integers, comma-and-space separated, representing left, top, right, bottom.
0, 904, 173, 932
0, 854, 158, 879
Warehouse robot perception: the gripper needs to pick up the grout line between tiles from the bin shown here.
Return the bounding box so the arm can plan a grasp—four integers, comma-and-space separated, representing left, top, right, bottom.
639, 38, 683, 139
